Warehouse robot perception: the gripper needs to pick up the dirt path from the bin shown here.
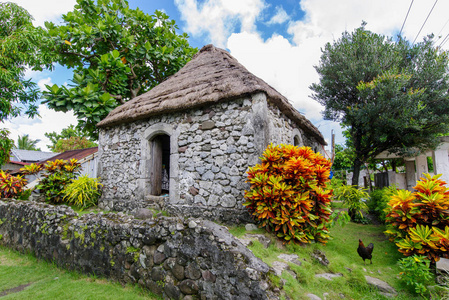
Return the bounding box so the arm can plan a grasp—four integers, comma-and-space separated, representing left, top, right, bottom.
0, 283, 33, 297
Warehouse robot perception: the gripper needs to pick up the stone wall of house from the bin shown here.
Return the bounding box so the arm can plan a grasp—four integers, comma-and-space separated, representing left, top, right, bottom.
266, 102, 321, 150
98, 92, 322, 224
0, 199, 278, 300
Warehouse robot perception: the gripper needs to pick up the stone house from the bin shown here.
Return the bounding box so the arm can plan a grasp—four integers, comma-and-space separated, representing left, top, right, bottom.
96, 44, 326, 223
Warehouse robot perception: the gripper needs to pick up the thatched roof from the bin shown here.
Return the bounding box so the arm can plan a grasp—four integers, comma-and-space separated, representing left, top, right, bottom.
97, 44, 325, 145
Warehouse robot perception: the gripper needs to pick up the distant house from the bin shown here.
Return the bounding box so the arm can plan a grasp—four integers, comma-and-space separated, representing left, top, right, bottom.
42, 147, 99, 178
1, 149, 57, 172
376, 136, 449, 190
8, 147, 99, 183
96, 44, 326, 223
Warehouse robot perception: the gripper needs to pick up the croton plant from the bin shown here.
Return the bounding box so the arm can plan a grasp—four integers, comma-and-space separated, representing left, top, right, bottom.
0, 170, 28, 198
243, 144, 333, 244
385, 174, 449, 262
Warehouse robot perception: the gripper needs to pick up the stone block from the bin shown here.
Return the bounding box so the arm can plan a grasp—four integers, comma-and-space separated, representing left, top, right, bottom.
201, 121, 215, 130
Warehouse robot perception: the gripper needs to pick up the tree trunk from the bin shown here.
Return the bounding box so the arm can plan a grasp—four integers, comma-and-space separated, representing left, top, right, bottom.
352, 158, 362, 187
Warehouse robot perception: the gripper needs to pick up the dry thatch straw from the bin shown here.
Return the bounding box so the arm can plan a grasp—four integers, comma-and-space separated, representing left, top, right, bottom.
97, 44, 325, 145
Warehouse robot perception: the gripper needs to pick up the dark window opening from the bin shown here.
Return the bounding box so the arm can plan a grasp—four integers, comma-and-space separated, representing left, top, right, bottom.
293, 135, 300, 146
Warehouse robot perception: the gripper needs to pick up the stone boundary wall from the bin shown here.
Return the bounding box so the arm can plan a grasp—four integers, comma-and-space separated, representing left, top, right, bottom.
0, 199, 278, 300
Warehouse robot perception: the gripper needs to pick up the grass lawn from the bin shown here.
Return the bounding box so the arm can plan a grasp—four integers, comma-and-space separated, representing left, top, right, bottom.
0, 246, 161, 300
229, 219, 448, 300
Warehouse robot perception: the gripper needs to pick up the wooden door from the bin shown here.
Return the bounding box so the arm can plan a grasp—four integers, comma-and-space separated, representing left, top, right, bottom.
151, 137, 163, 195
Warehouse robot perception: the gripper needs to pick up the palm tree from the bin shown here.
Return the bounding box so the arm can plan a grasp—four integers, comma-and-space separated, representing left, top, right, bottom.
16, 134, 41, 151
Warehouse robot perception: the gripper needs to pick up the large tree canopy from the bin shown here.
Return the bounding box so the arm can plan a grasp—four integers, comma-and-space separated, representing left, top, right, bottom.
311, 24, 449, 186
0, 2, 52, 121
42, 0, 197, 138
45, 125, 97, 152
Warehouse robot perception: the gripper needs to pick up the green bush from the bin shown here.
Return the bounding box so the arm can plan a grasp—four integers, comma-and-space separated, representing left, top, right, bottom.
244, 144, 333, 244
398, 255, 433, 296
367, 185, 397, 223
63, 175, 102, 209
23, 159, 81, 204
333, 184, 369, 222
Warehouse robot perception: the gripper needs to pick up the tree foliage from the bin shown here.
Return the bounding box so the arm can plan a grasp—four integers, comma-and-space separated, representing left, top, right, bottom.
0, 2, 52, 121
42, 0, 197, 138
54, 136, 97, 153
16, 134, 40, 151
45, 125, 97, 152
0, 128, 14, 166
311, 24, 449, 186
332, 144, 354, 171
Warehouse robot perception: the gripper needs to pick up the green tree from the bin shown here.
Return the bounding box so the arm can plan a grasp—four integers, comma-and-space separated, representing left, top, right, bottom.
332, 144, 354, 171
0, 129, 14, 166
45, 124, 96, 152
311, 24, 449, 186
53, 136, 97, 153
16, 134, 40, 151
42, 0, 197, 138
0, 2, 52, 120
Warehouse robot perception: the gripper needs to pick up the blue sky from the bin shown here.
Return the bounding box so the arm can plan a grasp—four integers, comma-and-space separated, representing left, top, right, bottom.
7, 0, 449, 152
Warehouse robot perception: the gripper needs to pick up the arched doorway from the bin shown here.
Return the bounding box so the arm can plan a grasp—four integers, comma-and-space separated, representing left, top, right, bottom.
150, 134, 170, 196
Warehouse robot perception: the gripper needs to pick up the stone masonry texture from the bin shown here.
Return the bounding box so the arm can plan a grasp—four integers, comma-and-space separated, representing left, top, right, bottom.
0, 199, 279, 299
97, 93, 321, 223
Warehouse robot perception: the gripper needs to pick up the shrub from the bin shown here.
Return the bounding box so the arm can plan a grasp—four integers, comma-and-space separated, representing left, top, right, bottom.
398, 255, 433, 296
367, 185, 398, 223
22, 159, 81, 204
333, 184, 369, 222
385, 174, 449, 263
63, 175, 102, 209
0, 170, 28, 198
243, 144, 332, 244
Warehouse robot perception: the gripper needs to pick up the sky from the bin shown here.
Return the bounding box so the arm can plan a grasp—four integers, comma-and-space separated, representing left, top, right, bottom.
5, 0, 449, 152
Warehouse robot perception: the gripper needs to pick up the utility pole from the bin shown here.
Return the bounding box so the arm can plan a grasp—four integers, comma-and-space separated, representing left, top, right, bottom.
331, 130, 335, 165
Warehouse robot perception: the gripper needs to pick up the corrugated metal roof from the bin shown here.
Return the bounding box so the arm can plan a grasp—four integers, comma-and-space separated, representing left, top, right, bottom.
11, 149, 57, 162
40, 147, 98, 163
8, 161, 30, 166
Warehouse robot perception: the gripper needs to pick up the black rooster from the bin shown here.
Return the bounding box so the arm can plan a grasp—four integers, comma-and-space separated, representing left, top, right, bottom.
357, 239, 374, 265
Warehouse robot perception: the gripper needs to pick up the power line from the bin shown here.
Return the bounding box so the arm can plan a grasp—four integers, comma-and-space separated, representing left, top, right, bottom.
413, 0, 439, 44
399, 0, 414, 38
437, 18, 449, 39
440, 33, 449, 48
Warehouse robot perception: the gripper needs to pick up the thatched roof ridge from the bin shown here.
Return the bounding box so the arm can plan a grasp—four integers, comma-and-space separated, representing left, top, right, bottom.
97, 44, 325, 145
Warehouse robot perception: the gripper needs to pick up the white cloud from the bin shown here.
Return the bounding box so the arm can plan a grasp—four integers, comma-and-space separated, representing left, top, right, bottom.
174, 0, 266, 47
228, 32, 324, 120
224, 0, 449, 146
37, 77, 53, 91
11, 0, 76, 27
4, 105, 77, 152
267, 6, 289, 25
